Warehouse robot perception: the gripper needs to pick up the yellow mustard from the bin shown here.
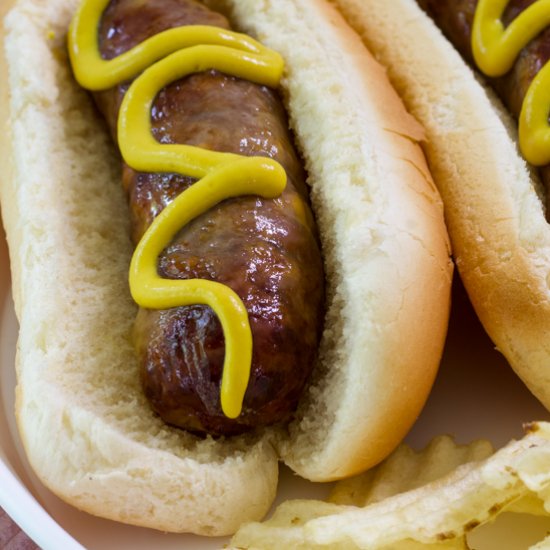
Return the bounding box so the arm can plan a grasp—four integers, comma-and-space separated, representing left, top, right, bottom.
68, 0, 287, 419
472, 0, 550, 166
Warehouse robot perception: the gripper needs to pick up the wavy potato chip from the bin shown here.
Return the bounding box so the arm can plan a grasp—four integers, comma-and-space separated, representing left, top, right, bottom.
329, 434, 494, 507
230, 422, 550, 550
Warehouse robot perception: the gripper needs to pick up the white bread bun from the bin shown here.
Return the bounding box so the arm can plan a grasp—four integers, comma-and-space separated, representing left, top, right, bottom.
0, 0, 452, 535
330, 0, 550, 411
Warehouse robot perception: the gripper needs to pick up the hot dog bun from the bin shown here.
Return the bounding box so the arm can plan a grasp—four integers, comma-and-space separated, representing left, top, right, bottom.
0, 0, 452, 535
329, 0, 550, 411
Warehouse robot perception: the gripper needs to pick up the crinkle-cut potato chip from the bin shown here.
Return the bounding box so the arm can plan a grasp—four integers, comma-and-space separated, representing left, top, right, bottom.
329, 434, 494, 507
230, 422, 550, 550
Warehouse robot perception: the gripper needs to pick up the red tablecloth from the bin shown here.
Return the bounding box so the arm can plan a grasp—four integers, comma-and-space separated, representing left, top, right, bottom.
0, 507, 39, 549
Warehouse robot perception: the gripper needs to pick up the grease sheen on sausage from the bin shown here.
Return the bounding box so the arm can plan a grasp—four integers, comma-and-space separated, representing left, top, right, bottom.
95, 0, 325, 436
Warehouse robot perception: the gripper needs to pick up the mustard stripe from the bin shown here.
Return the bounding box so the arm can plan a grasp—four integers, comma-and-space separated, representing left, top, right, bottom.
519, 61, 550, 166
69, 0, 283, 90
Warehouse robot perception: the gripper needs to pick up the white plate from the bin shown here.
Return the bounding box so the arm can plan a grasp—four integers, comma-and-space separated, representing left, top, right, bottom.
2, 218, 550, 549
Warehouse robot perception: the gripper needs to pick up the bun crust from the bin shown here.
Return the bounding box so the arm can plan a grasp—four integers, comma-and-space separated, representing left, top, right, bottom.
0, 0, 452, 534
330, 0, 550, 409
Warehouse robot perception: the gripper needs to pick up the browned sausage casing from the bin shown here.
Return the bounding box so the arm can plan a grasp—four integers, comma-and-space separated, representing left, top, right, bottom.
417, 0, 550, 212
94, 0, 325, 436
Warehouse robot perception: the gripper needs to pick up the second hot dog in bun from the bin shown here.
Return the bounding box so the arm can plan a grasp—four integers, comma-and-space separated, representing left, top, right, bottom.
330, 0, 550, 410
0, 0, 452, 536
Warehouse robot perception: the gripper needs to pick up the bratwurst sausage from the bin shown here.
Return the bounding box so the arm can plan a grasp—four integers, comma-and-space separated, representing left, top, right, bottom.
94, 0, 325, 436
417, 0, 550, 210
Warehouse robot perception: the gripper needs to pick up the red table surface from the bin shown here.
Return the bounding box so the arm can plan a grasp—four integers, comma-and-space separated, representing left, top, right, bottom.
0, 507, 39, 550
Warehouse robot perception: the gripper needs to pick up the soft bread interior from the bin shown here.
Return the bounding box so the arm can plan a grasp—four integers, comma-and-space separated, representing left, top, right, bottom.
330, 0, 550, 410
1, 0, 452, 534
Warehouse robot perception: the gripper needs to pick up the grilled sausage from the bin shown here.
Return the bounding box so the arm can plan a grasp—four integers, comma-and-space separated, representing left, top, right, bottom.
94, 0, 325, 435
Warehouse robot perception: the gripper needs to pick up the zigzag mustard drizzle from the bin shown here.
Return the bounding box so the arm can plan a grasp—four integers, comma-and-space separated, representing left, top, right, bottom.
472, 0, 550, 166
68, 0, 287, 419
